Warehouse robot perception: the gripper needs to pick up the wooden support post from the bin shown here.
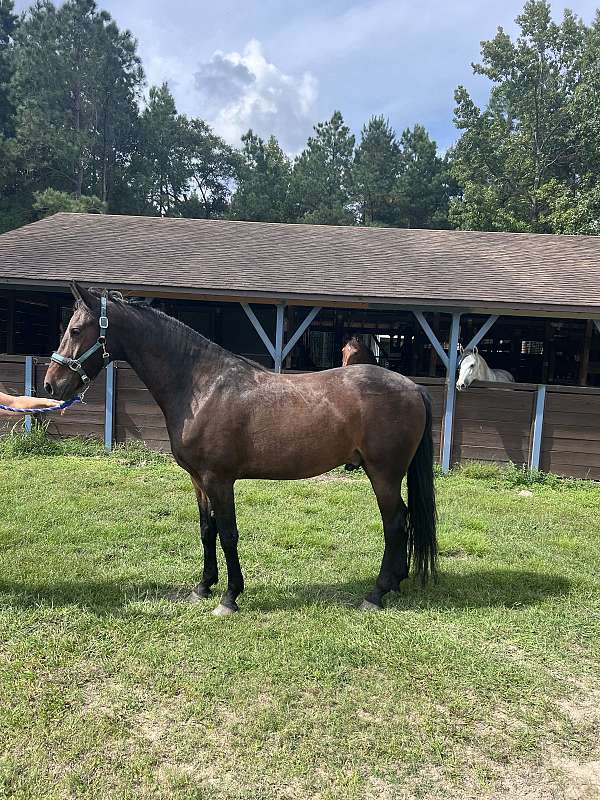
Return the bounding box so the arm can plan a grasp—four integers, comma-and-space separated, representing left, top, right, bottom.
274, 304, 285, 373
242, 302, 319, 372
104, 362, 115, 451
579, 320, 593, 386
441, 313, 461, 474
530, 385, 546, 471
24, 356, 34, 434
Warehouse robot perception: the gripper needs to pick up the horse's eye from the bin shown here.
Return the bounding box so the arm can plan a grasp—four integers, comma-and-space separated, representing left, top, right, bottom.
71, 327, 81, 336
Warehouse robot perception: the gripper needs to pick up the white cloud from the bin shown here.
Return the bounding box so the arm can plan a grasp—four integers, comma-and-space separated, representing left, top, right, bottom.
194, 40, 318, 152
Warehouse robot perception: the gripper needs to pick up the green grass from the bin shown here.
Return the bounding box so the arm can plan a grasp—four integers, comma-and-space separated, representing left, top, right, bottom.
0, 444, 598, 799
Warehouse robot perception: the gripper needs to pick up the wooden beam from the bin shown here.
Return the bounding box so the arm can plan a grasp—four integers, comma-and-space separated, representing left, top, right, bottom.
529, 385, 547, 471
464, 315, 499, 351
241, 303, 276, 360
413, 311, 449, 369
428, 312, 440, 376
282, 307, 321, 360
441, 313, 461, 474
274, 304, 285, 373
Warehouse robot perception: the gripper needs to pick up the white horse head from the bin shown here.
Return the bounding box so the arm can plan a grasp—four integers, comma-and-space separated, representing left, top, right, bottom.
456, 346, 514, 390
456, 346, 483, 391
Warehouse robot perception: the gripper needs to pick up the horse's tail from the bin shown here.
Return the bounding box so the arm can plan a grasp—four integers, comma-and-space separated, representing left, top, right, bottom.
406, 388, 438, 583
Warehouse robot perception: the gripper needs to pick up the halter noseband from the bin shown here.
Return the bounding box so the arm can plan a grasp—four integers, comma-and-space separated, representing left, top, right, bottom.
51, 293, 110, 387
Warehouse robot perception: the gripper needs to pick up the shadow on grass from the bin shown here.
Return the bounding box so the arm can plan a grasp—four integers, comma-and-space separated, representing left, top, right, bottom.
0, 569, 571, 614
250, 569, 571, 612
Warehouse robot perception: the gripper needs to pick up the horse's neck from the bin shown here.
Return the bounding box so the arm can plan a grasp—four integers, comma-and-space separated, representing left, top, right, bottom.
115, 308, 214, 418
475, 355, 493, 381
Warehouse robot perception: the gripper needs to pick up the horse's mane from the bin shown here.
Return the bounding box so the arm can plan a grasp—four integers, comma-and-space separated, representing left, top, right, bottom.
83, 288, 268, 372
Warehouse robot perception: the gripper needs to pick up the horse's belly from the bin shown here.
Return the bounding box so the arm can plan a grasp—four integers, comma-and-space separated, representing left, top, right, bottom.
240, 420, 356, 479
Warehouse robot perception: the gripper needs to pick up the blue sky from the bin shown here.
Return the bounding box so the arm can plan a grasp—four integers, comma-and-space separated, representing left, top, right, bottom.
16, 0, 600, 152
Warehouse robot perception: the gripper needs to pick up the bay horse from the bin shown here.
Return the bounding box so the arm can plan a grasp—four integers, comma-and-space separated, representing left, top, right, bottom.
456, 347, 514, 391
342, 336, 378, 367
44, 284, 437, 616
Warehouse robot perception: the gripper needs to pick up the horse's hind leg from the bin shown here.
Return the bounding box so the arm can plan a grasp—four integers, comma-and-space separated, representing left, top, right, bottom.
191, 484, 218, 600
362, 471, 408, 610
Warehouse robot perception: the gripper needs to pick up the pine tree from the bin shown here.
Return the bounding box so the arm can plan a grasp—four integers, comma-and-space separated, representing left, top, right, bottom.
353, 116, 400, 226
396, 125, 451, 229
229, 130, 291, 222
290, 111, 355, 225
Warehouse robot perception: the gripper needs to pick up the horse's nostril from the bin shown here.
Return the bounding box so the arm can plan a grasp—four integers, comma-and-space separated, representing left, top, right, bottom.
44, 382, 53, 396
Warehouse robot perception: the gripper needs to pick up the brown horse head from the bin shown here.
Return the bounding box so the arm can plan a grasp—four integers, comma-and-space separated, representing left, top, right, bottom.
342, 336, 378, 367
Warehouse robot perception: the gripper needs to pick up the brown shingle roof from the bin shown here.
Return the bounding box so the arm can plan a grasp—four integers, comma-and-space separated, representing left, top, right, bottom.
1, 212, 599, 315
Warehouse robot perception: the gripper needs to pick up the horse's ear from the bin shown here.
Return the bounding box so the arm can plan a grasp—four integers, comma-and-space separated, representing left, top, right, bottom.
70, 281, 83, 303
459, 344, 464, 354
473, 346, 478, 355
70, 281, 98, 310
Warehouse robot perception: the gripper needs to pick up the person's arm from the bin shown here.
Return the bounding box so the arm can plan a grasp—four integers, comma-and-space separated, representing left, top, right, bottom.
0, 392, 63, 416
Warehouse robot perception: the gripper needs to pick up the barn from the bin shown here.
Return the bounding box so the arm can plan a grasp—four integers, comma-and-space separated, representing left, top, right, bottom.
2, 212, 600, 478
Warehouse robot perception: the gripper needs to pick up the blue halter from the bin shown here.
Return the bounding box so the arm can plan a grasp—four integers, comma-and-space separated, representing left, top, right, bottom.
50, 293, 110, 387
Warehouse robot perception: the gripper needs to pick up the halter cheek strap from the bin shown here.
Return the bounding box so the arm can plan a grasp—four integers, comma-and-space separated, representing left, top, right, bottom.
51, 294, 110, 387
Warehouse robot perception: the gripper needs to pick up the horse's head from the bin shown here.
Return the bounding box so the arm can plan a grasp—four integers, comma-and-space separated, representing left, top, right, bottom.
342, 337, 361, 367
342, 336, 377, 367
44, 281, 122, 400
456, 346, 479, 392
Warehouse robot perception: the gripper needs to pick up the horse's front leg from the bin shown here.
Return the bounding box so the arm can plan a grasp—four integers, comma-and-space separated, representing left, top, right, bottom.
204, 478, 244, 617
190, 483, 218, 600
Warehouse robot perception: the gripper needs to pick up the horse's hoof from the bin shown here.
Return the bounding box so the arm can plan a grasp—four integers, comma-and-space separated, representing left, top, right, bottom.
212, 603, 238, 617
184, 590, 205, 604
359, 599, 382, 612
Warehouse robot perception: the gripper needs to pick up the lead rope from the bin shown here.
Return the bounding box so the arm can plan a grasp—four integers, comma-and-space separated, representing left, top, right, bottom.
0, 396, 83, 414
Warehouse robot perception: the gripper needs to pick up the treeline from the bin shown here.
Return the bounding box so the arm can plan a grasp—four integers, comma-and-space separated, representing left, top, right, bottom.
1, 0, 600, 235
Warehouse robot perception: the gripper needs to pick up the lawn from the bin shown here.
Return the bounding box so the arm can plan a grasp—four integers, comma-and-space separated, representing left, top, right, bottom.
0, 442, 598, 799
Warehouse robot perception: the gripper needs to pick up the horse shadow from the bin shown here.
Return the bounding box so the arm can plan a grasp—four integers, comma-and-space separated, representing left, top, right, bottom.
0, 568, 571, 615
248, 568, 571, 612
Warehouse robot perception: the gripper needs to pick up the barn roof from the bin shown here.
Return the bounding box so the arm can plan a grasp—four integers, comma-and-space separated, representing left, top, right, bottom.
1, 212, 599, 316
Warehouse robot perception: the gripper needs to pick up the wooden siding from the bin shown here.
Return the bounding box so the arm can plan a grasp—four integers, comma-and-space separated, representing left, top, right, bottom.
452, 384, 536, 466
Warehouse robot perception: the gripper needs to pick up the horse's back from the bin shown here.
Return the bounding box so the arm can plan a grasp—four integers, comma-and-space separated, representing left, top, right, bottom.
493, 369, 515, 382
286, 363, 420, 395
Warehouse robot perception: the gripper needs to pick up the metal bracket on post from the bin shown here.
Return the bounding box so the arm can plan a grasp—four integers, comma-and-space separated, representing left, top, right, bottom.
24, 356, 34, 434
442, 313, 461, 474
104, 361, 115, 452
529, 384, 546, 471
